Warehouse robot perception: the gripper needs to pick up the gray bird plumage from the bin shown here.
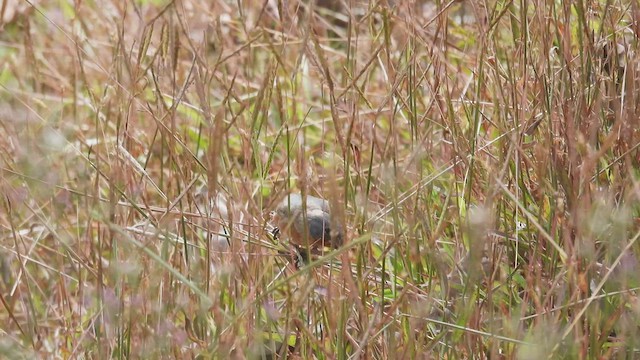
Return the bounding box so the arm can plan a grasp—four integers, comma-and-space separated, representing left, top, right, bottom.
274, 193, 343, 250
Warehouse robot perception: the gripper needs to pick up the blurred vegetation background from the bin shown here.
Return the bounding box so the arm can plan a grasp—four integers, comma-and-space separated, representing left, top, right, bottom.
1, 0, 640, 358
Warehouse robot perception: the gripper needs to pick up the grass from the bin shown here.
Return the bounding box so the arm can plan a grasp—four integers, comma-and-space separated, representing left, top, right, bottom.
1, 0, 640, 358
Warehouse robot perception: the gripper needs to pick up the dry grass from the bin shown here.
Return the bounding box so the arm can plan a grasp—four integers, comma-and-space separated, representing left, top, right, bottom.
1, 0, 640, 358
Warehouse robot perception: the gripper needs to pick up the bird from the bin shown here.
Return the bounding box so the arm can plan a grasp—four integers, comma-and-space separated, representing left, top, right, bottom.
272, 193, 343, 252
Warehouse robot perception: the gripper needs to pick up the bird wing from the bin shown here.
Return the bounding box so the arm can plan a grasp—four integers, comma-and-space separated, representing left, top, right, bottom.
293, 208, 343, 248
293, 208, 331, 242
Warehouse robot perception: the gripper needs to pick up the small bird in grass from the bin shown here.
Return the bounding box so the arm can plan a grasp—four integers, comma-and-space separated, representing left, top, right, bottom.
272, 193, 343, 253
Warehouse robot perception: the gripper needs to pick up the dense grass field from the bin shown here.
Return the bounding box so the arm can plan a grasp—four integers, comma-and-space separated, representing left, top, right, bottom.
1, 0, 640, 358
